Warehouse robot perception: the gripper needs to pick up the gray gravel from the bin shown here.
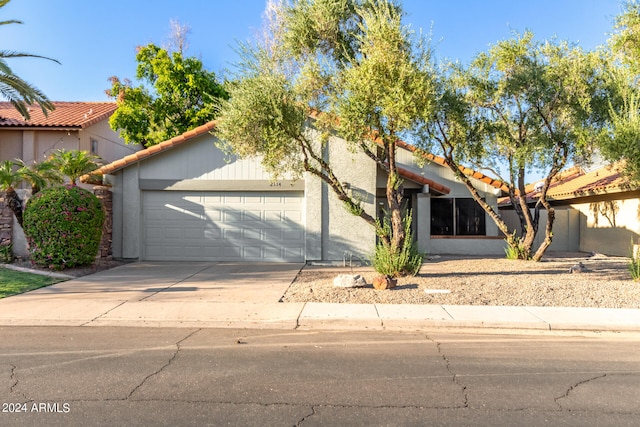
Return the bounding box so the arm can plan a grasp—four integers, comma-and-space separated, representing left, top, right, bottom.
282, 253, 640, 308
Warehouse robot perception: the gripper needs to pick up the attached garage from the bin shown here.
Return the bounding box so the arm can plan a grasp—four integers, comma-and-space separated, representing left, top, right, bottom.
142, 190, 305, 261
93, 121, 379, 263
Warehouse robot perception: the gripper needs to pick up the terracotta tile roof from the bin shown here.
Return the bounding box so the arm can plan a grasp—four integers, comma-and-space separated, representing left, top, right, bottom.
82, 120, 218, 180
0, 101, 116, 129
394, 140, 508, 192
499, 163, 636, 205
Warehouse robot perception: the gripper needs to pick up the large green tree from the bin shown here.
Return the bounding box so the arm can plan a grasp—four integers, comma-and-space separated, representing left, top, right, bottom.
106, 42, 228, 147
418, 32, 608, 261
216, 0, 433, 273
600, 1, 640, 183
0, 0, 58, 119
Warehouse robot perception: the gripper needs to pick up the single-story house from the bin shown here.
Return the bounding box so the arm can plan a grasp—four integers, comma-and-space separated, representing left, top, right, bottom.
0, 101, 141, 165
500, 163, 640, 256
86, 121, 509, 263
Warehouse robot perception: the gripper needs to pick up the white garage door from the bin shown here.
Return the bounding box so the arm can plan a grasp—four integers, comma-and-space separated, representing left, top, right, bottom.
142, 191, 305, 262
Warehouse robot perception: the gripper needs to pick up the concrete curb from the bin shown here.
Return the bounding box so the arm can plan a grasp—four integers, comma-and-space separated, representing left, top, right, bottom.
1, 298, 639, 333
1, 263, 75, 279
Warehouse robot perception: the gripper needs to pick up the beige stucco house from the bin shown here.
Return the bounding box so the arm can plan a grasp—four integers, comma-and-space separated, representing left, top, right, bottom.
0, 101, 141, 165
500, 163, 640, 257
87, 120, 508, 262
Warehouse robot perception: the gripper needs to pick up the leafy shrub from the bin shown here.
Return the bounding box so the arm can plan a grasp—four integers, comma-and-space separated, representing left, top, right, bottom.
23, 185, 104, 270
371, 210, 423, 277
0, 244, 12, 263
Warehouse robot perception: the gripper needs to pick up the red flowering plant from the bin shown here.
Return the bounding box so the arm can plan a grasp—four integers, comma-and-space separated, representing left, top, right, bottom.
23, 185, 104, 270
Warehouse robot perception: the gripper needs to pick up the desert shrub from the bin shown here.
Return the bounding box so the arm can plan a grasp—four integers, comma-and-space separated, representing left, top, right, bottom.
504, 232, 530, 260
23, 185, 104, 270
371, 210, 423, 277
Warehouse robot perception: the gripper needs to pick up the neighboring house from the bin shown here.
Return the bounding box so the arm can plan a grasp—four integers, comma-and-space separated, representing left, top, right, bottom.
499, 163, 640, 256
85, 120, 508, 262
0, 101, 141, 165
0, 101, 142, 258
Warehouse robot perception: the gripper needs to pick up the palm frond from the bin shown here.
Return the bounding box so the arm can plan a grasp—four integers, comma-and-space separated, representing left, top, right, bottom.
0, 50, 61, 64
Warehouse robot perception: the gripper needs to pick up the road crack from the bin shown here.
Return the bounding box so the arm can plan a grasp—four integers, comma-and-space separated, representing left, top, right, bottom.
126, 328, 201, 400
9, 364, 30, 401
554, 373, 607, 409
296, 405, 316, 425
426, 335, 469, 408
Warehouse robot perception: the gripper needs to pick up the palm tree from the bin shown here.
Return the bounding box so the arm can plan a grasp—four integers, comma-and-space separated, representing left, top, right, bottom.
49, 149, 100, 185
0, 0, 59, 119
0, 160, 26, 225
15, 158, 63, 193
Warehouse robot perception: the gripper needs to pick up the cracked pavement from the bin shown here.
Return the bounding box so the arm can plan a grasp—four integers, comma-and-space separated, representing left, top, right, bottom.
1, 327, 639, 426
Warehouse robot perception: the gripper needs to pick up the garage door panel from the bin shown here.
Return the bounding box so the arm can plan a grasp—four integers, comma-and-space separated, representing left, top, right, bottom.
204, 226, 222, 239
142, 191, 305, 262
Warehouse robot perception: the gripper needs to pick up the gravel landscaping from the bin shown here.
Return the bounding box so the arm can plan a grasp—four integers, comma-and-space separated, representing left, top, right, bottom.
282, 253, 640, 308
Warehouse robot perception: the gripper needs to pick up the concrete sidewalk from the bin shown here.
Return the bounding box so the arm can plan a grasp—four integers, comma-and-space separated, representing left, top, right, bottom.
1, 262, 640, 332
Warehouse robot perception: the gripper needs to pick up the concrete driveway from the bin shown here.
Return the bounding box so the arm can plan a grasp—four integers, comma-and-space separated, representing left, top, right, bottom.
18, 262, 303, 302
0, 262, 306, 328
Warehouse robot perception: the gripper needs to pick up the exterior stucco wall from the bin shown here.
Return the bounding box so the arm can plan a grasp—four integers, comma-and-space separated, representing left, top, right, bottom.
33, 130, 82, 161
500, 208, 581, 253
429, 237, 506, 255
317, 133, 377, 261
0, 129, 78, 164
0, 119, 139, 165
573, 198, 640, 256
0, 130, 22, 161
116, 165, 141, 259
82, 120, 140, 164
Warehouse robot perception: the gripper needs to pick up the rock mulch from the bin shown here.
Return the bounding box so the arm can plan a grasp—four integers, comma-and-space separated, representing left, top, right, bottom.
281, 253, 640, 308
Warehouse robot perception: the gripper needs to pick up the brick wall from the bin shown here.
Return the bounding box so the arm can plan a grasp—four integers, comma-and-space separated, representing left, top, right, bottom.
0, 192, 13, 249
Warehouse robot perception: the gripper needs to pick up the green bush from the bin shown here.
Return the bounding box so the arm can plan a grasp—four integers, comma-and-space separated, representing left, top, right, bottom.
371, 210, 423, 277
0, 244, 12, 263
23, 185, 104, 270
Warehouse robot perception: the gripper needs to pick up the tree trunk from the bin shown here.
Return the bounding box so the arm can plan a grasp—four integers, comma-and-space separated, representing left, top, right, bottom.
532, 205, 555, 261
386, 140, 405, 252
4, 188, 23, 227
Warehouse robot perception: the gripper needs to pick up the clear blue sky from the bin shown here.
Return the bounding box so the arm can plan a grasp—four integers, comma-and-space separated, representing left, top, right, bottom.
2, 0, 624, 102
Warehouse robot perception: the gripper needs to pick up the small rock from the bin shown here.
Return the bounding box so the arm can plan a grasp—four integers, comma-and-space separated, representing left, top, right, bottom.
333, 274, 367, 288
570, 262, 589, 274
372, 275, 397, 290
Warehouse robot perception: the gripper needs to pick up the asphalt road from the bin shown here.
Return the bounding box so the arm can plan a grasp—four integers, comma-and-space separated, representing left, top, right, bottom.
1, 327, 639, 426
